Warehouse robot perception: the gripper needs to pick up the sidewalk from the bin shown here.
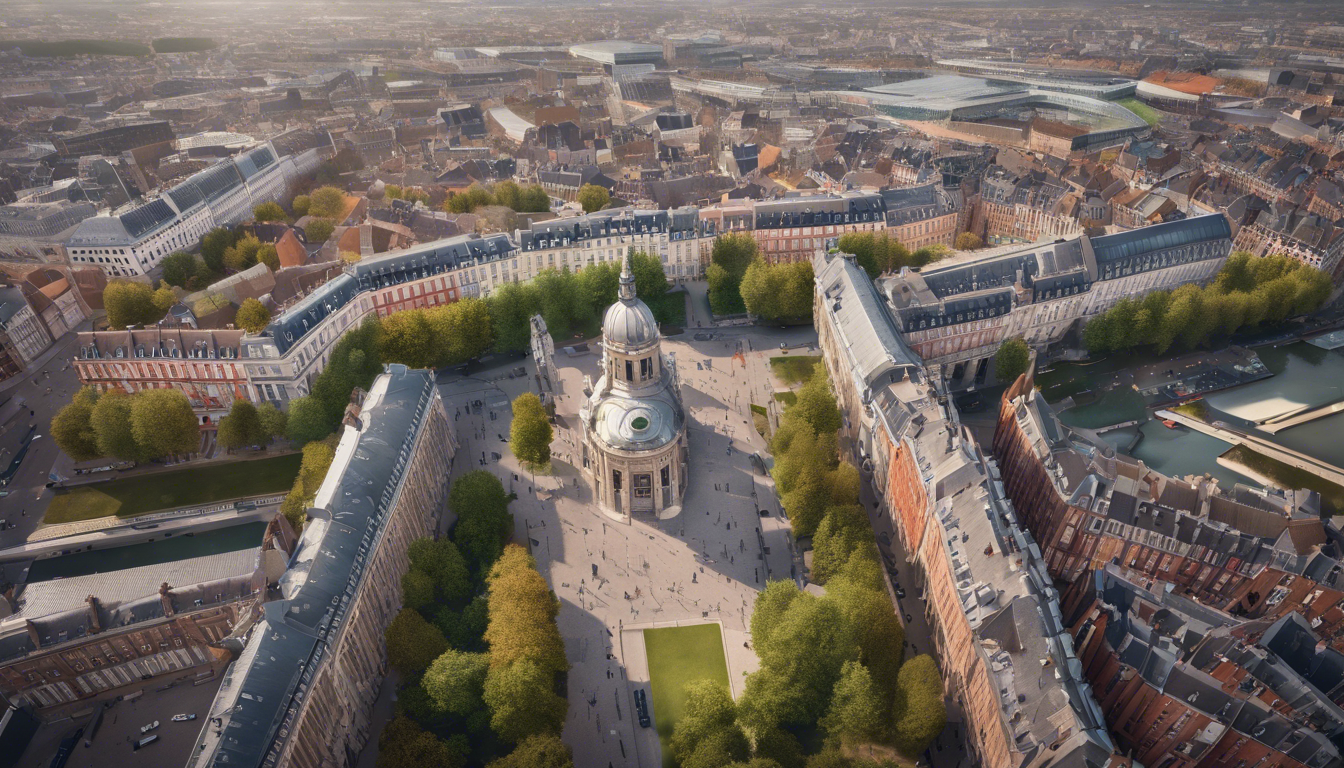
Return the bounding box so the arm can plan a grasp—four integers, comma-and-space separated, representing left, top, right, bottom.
0, 319, 91, 396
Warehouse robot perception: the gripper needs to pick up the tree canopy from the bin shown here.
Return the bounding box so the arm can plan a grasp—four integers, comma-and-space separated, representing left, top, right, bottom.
217, 399, 264, 450
423, 649, 489, 716
235, 298, 272, 333
385, 608, 449, 677
253, 201, 287, 222
994, 337, 1031, 385
891, 655, 947, 756
104, 280, 168, 329
484, 545, 566, 674
51, 387, 101, 461
577, 183, 611, 213
837, 232, 914, 280
308, 186, 347, 219
671, 681, 750, 767
708, 233, 758, 315
450, 471, 515, 573
510, 393, 552, 469
305, 218, 335, 244
483, 660, 568, 744
129, 389, 199, 458
740, 260, 814, 322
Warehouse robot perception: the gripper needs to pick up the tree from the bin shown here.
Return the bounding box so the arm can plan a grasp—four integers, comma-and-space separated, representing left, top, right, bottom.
285, 396, 331, 445
492, 180, 521, 211
433, 298, 494, 365
994, 338, 1031, 385
911, 244, 950, 267
827, 560, 905, 701
291, 194, 311, 217
305, 219, 335, 244
519, 185, 551, 213
445, 185, 495, 214
483, 660, 568, 744
579, 261, 621, 313
487, 281, 541, 353
629, 250, 670, 301
837, 232, 912, 280
486, 734, 574, 768
256, 243, 280, 271
257, 402, 287, 441
510, 393, 553, 469
235, 298, 271, 333
223, 234, 263, 271
484, 545, 567, 674
217, 399, 263, 450
401, 568, 436, 611
376, 715, 461, 768
385, 608, 449, 677
709, 233, 758, 315
954, 232, 983, 251
104, 280, 163, 329
200, 227, 237, 273
51, 387, 101, 461
577, 183, 611, 213
670, 681, 748, 767
160, 252, 198, 288
90, 390, 141, 461
892, 655, 947, 756
792, 365, 842, 435
130, 389, 199, 458
151, 285, 176, 314
424, 649, 489, 715
408, 537, 473, 605
450, 471, 515, 572
753, 729, 806, 768
279, 440, 335, 533
436, 595, 490, 652
740, 593, 855, 732
822, 661, 884, 746
379, 310, 438, 369
308, 186, 347, 219
253, 201, 287, 222
810, 505, 870, 585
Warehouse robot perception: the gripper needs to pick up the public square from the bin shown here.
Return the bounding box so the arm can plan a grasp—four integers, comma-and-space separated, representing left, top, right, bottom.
436, 316, 817, 768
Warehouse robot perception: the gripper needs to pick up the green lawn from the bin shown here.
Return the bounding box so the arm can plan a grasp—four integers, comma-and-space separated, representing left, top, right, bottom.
44, 453, 303, 524
770, 355, 823, 386
644, 624, 731, 767
1118, 97, 1162, 127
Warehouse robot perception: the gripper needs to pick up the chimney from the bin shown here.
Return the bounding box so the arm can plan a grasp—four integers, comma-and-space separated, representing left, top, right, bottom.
85, 595, 103, 634
159, 582, 175, 617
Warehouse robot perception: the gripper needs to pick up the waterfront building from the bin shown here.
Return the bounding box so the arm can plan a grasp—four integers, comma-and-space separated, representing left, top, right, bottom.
0, 517, 294, 710
64, 138, 330, 280
192, 365, 454, 768
877, 214, 1233, 386
581, 255, 688, 520
810, 249, 1125, 768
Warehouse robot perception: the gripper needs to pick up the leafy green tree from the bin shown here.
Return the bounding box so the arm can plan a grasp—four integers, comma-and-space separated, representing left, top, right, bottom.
160, 252, 198, 288
217, 399, 263, 450
911, 244, 950, 267
235, 298, 271, 334
892, 655, 947, 756
308, 186, 347, 219
385, 608, 449, 677
104, 280, 163, 329
791, 365, 842, 435
954, 232, 983, 250
450, 471, 515, 573
432, 298, 494, 365
579, 261, 621, 312
253, 201, 287, 222
994, 338, 1031, 384
256, 243, 280, 271
152, 285, 177, 315
424, 649, 489, 715
740, 593, 855, 732
492, 180, 522, 210
51, 387, 101, 461
90, 390, 141, 461
837, 232, 912, 280
822, 661, 884, 746
305, 218, 335, 244
376, 715, 462, 768
630, 250, 670, 301
200, 227, 238, 272
577, 183, 611, 213
291, 195, 311, 217
257, 402, 287, 441
435, 595, 490, 652
379, 310, 438, 369
519, 185, 551, 213
401, 568, 436, 611
486, 734, 574, 768
223, 234, 263, 271
408, 537, 473, 605
670, 681, 748, 767
445, 184, 495, 214
279, 440, 335, 533
753, 728, 806, 768
487, 281, 542, 352
827, 559, 904, 701
810, 505, 870, 585
533, 268, 590, 339
130, 388, 199, 458
510, 393, 552, 469
751, 580, 804, 651
485, 545, 566, 674
483, 660, 568, 744
285, 396, 331, 445
709, 233, 758, 314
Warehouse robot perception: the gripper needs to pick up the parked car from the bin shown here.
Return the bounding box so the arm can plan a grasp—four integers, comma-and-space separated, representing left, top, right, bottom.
895, 585, 907, 599
634, 688, 652, 728
140, 721, 159, 734
171, 713, 196, 722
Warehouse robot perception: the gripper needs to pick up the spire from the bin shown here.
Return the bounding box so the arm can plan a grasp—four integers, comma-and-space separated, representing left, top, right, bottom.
618, 248, 636, 302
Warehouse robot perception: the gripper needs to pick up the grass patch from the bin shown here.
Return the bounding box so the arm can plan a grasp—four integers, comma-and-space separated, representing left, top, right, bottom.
1172, 401, 1209, 421
44, 454, 302, 524
649, 291, 687, 327
1222, 445, 1344, 514
1118, 97, 1162, 126
770, 355, 823, 386
644, 624, 731, 768
751, 404, 770, 439
774, 391, 798, 407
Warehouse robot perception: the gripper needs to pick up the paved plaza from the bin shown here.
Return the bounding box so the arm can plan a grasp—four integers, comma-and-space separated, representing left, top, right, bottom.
438, 321, 816, 768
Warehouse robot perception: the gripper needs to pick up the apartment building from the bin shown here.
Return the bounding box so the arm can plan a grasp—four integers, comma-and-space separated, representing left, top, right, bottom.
880, 183, 961, 250
515, 206, 706, 282
192, 365, 454, 768
752, 192, 886, 264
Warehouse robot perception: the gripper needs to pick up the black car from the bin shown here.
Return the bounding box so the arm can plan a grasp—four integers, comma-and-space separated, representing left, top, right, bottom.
895, 585, 907, 599
634, 688, 652, 728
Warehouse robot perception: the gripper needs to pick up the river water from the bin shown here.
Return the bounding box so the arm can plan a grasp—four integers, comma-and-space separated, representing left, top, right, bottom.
1046, 342, 1344, 487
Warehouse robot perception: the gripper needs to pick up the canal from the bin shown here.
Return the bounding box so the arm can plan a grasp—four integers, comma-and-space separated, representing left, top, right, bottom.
25, 521, 267, 583
1040, 341, 1344, 490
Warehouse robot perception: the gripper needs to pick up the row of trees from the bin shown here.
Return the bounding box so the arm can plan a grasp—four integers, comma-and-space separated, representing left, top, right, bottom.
836, 233, 949, 281
708, 233, 758, 315
380, 471, 573, 768
740, 260, 814, 322
771, 363, 855, 539
1083, 252, 1333, 355
277, 440, 334, 533
445, 182, 552, 215
215, 399, 287, 452
50, 387, 202, 462
103, 280, 176, 329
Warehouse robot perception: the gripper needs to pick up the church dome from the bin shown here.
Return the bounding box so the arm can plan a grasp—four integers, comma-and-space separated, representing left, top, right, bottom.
602, 254, 659, 350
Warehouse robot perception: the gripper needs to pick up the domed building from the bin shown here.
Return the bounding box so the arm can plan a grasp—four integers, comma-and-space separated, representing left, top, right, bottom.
581, 254, 687, 521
